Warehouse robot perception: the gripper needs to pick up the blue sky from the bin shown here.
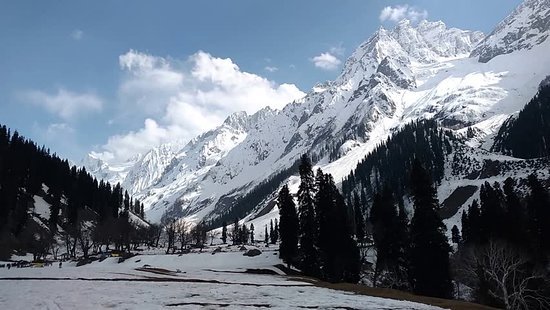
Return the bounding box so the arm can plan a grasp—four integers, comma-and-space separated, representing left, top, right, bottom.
0, 0, 523, 163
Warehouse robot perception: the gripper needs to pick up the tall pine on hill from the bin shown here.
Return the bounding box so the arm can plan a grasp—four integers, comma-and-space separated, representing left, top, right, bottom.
408, 159, 453, 298
297, 154, 320, 276
278, 184, 298, 266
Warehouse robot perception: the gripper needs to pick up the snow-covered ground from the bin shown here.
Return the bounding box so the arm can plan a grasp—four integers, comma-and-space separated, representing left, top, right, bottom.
0, 247, 444, 310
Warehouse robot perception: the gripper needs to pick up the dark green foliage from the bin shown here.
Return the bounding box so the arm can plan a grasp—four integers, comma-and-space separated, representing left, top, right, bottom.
221, 221, 227, 244
369, 186, 409, 288
479, 182, 505, 242
502, 178, 526, 246
269, 219, 277, 244
526, 174, 550, 259
0, 123, 145, 257
451, 225, 461, 245
313, 168, 360, 283
409, 160, 453, 299
353, 192, 366, 244
462, 199, 482, 244
297, 154, 320, 276
492, 84, 550, 159
249, 223, 254, 243
342, 120, 453, 203
461, 174, 550, 263
283, 155, 360, 282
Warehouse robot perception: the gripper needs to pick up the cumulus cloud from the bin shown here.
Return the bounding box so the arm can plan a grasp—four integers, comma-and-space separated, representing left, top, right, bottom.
71, 29, 84, 40
95, 50, 305, 163
264, 66, 278, 72
311, 52, 342, 71
21, 88, 103, 120
379, 5, 428, 23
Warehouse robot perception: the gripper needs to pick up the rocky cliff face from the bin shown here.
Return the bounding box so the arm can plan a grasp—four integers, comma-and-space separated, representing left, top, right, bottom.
471, 0, 550, 62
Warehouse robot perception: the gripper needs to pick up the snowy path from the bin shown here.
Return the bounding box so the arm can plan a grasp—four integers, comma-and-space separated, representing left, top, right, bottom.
0, 250, 444, 309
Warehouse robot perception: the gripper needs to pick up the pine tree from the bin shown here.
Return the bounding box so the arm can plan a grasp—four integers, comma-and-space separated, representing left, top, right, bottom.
250, 223, 255, 244
269, 219, 275, 244
278, 184, 299, 266
264, 225, 269, 245
123, 190, 130, 212
463, 199, 482, 244
502, 178, 526, 247
273, 219, 279, 243
232, 218, 240, 245
221, 221, 227, 244
451, 225, 461, 245
370, 186, 408, 287
526, 174, 550, 258
408, 159, 453, 298
353, 192, 365, 244
297, 154, 319, 276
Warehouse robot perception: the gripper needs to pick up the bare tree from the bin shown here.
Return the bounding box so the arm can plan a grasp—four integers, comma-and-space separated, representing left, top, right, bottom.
208, 230, 219, 245
175, 220, 189, 252
146, 223, 162, 247
191, 223, 207, 248
77, 224, 95, 259
457, 240, 550, 309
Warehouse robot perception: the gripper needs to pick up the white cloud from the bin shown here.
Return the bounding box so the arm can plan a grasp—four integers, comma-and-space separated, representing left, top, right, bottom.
311, 52, 342, 71
379, 5, 428, 23
46, 123, 75, 136
95, 50, 305, 163
329, 45, 345, 56
264, 66, 278, 72
22, 88, 103, 120
71, 29, 84, 40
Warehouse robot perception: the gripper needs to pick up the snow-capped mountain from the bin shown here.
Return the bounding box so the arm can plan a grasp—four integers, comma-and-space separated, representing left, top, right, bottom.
471, 0, 550, 63
82, 153, 140, 187
85, 0, 550, 226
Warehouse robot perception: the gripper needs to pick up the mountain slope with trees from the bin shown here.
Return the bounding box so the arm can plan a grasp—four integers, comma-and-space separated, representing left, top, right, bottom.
0, 124, 149, 260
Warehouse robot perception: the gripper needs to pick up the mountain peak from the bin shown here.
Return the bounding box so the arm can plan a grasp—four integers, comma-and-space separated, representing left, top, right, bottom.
337, 19, 483, 87
471, 0, 550, 62
222, 111, 249, 130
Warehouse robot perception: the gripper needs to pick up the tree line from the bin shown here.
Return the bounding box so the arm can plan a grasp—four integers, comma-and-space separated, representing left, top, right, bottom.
277, 154, 454, 296
492, 84, 550, 159
277, 154, 361, 283
0, 124, 148, 260
457, 176, 550, 309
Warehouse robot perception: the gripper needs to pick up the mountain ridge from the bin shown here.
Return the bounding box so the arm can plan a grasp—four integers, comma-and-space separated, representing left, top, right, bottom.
84, 0, 550, 226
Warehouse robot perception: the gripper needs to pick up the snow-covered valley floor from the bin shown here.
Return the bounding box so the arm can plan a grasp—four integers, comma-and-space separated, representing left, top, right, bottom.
0, 246, 444, 310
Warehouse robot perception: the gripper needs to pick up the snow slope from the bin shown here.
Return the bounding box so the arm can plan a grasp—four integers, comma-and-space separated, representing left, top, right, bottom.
84, 0, 550, 226
0, 250, 444, 310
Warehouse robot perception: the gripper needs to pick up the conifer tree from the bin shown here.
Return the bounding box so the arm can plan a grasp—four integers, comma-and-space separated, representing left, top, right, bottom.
278, 184, 299, 266
232, 218, 240, 245
273, 219, 279, 243
353, 192, 365, 244
250, 223, 254, 243
408, 159, 453, 298
526, 174, 550, 257
451, 225, 461, 245
269, 219, 275, 244
221, 221, 227, 244
370, 186, 408, 287
502, 178, 525, 246
297, 154, 319, 276
123, 190, 130, 212
463, 199, 482, 244
264, 225, 269, 245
